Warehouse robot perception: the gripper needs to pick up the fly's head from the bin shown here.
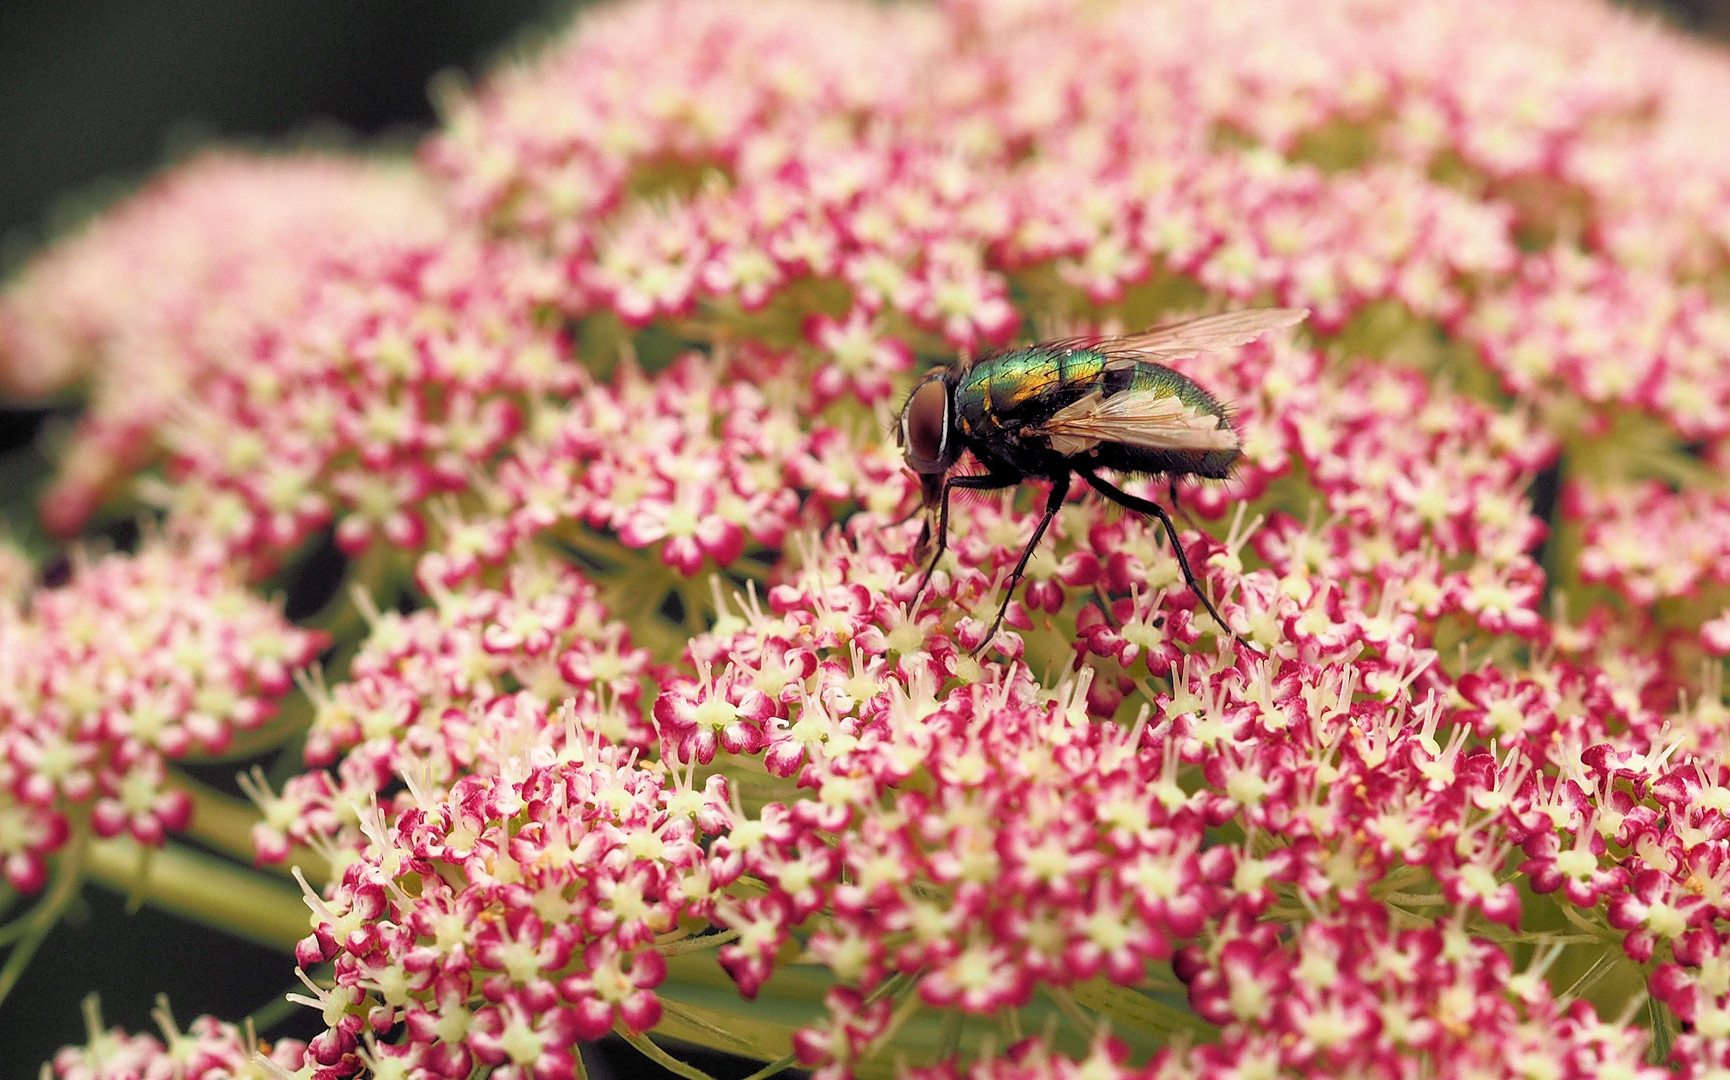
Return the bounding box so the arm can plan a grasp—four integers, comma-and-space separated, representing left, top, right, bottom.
897, 369, 962, 497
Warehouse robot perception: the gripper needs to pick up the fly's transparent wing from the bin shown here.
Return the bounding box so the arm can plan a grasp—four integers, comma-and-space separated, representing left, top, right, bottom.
1107, 307, 1307, 363
1041, 388, 1240, 455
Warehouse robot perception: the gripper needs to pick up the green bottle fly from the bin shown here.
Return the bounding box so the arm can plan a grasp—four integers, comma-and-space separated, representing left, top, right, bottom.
895, 307, 1308, 648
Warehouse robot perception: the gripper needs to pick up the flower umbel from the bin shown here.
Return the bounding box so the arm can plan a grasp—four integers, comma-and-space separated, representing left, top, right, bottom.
5, 0, 1730, 1078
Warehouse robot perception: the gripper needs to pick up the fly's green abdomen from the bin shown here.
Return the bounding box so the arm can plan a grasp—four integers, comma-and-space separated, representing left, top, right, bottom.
1126, 362, 1228, 423
1096, 360, 1237, 479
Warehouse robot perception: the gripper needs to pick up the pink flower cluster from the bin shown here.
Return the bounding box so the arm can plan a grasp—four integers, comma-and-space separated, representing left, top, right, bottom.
418, 0, 1730, 666
288, 736, 732, 1078
0, 153, 446, 537
430, 0, 1522, 350
0, 540, 324, 891
262, 308, 1596, 1077
1463, 249, 1730, 450
152, 233, 582, 567
1570, 480, 1730, 608
249, 556, 657, 864
7, 0, 1730, 1077
493, 353, 855, 580
648, 512, 1662, 1076
282, 457, 1687, 1078
44, 999, 308, 1080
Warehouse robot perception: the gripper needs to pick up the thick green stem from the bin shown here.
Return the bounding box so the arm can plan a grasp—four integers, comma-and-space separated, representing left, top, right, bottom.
84, 837, 308, 952
174, 768, 297, 874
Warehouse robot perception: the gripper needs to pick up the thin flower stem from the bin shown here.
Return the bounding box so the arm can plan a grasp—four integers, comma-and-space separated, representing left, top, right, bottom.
1040, 986, 1100, 1039
616, 1026, 722, 1080
1647, 995, 1676, 1065
656, 928, 741, 955
736, 1052, 800, 1080
932, 1007, 964, 1065
193, 707, 313, 762
726, 559, 770, 584
246, 979, 313, 1034
548, 523, 636, 571
0, 830, 87, 1008
542, 529, 695, 643
1555, 900, 1618, 943
1070, 979, 1216, 1041
1526, 933, 1601, 945
1558, 950, 1619, 1001
652, 992, 808, 1064
1380, 890, 1451, 907
1377, 865, 1434, 890
866, 972, 911, 1004
874, 982, 930, 1058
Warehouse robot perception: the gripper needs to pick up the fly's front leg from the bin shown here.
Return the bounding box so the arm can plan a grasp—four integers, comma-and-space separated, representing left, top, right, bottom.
913, 516, 932, 560
974, 472, 1071, 654
908, 472, 1020, 612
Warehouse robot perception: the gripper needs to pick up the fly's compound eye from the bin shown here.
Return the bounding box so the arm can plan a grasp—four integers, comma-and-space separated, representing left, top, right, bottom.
899, 378, 951, 474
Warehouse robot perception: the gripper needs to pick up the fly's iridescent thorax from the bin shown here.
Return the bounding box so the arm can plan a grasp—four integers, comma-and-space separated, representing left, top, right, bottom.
896, 372, 959, 475
955, 345, 1105, 430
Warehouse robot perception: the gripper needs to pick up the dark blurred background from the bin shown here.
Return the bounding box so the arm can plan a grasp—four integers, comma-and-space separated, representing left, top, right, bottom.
0, 0, 1726, 1074
1660, 0, 1730, 36
0, 1, 576, 260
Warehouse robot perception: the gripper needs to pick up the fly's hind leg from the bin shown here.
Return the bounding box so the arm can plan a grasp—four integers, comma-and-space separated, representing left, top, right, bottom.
1081, 469, 1248, 647
1168, 477, 1203, 530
